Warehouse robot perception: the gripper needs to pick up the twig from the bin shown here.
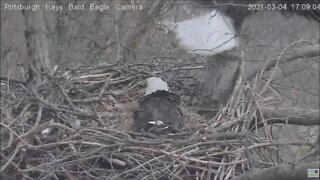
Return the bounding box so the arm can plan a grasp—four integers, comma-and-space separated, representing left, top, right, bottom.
30, 87, 96, 118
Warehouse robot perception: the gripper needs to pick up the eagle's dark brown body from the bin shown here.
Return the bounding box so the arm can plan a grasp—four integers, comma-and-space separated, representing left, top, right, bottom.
133, 90, 184, 135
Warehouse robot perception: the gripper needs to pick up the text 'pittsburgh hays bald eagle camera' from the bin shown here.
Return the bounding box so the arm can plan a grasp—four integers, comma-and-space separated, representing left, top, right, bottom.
133, 77, 185, 135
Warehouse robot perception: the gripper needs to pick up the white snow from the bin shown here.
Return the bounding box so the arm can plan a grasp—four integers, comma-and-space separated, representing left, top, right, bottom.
169, 9, 236, 55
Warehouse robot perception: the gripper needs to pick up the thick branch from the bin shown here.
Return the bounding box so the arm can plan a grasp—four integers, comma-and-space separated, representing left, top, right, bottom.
0, 75, 27, 85
247, 44, 320, 80
261, 107, 319, 126
231, 161, 319, 180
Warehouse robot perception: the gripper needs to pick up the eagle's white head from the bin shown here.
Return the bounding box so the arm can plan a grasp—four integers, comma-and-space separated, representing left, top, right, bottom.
145, 77, 169, 95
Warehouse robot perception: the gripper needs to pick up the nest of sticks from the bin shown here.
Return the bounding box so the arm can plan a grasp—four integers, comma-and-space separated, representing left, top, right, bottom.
0, 62, 315, 180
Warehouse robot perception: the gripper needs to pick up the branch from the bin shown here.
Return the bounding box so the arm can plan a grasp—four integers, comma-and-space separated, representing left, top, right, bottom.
261, 107, 319, 126
30, 87, 96, 118
247, 44, 320, 80
231, 161, 319, 180
0, 75, 27, 85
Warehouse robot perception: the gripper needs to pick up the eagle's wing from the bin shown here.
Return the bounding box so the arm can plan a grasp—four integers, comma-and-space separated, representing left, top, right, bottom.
133, 90, 184, 135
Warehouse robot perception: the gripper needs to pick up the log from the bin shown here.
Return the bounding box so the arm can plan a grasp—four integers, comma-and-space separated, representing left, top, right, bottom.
261, 107, 319, 126
231, 161, 319, 180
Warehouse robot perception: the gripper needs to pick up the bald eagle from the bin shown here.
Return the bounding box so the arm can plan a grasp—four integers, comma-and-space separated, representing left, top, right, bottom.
133, 77, 185, 135
145, 77, 169, 95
